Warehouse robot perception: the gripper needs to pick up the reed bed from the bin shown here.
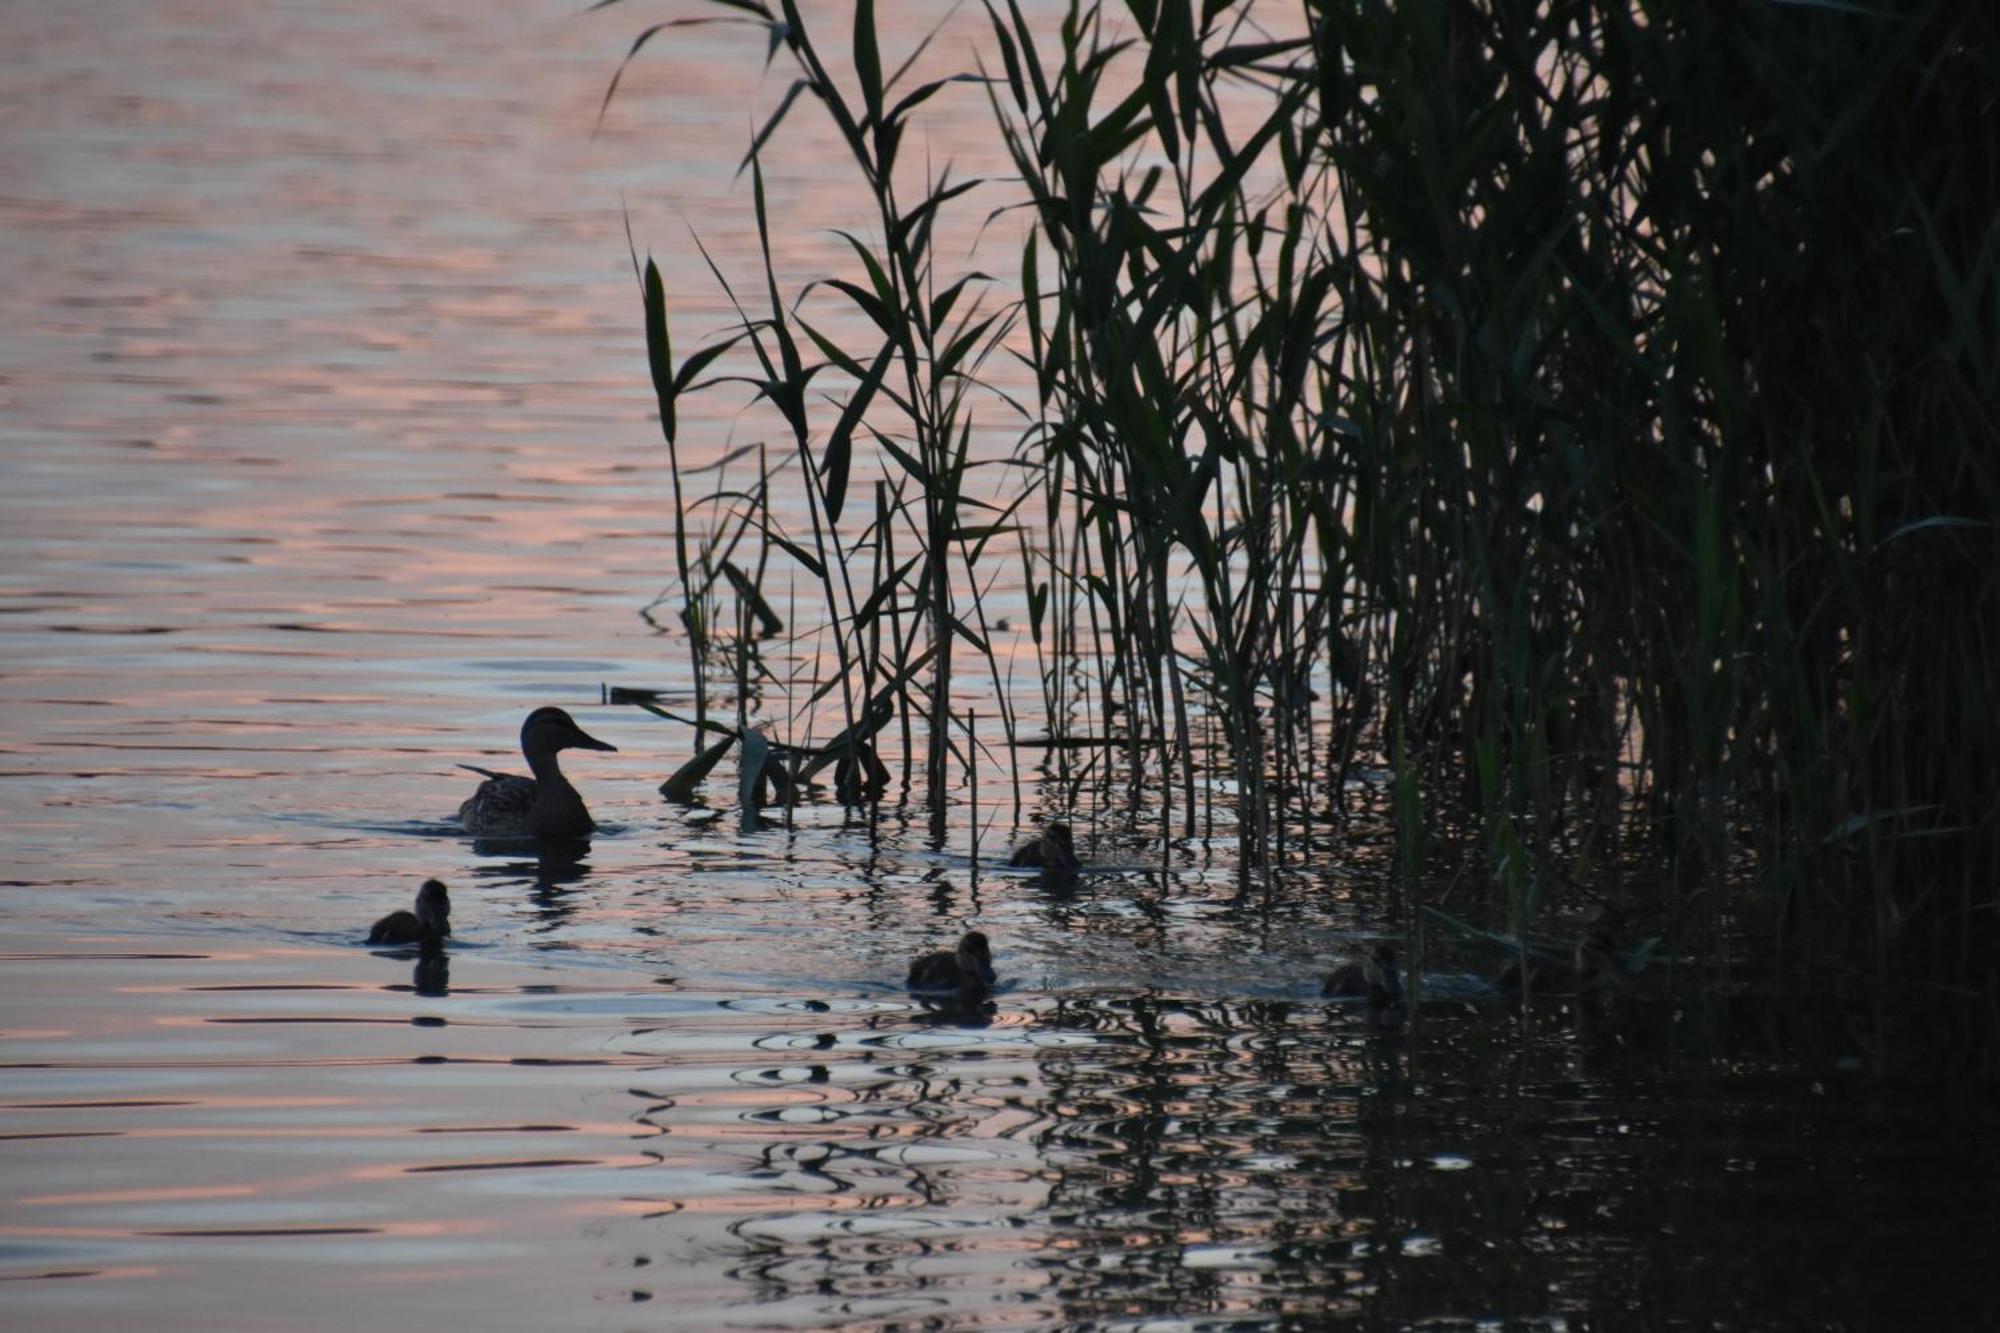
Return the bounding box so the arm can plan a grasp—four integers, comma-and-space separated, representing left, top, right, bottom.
604, 0, 2000, 1036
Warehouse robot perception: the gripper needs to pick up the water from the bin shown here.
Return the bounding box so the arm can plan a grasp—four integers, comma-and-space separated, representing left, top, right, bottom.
3, 3, 1996, 1328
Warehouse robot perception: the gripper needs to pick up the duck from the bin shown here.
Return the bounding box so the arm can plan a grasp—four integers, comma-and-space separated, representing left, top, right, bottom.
368, 878, 451, 948
456, 706, 617, 839
907, 931, 997, 994
1497, 930, 1627, 998
1008, 822, 1078, 873
1322, 942, 1403, 1003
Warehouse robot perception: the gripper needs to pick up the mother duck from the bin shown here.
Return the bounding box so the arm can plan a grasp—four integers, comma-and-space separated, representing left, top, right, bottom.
457, 706, 617, 839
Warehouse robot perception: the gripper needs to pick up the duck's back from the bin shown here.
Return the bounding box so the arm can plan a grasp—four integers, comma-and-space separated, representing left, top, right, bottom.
459, 775, 596, 838
458, 773, 539, 835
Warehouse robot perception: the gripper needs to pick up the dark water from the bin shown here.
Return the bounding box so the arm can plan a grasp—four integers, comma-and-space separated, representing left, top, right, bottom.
9, 938, 1994, 1330
2, 2, 1996, 1329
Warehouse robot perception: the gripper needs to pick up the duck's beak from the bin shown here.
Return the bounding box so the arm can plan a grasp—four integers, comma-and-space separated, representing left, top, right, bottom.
568, 723, 618, 752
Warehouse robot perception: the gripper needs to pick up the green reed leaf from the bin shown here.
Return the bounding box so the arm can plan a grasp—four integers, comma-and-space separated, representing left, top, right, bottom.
853, 0, 884, 127
641, 258, 676, 443
822, 339, 894, 523
660, 732, 737, 803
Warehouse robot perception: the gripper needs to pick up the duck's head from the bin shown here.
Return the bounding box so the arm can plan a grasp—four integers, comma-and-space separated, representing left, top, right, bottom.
521, 706, 618, 758
415, 878, 452, 934
957, 931, 996, 983
1367, 943, 1403, 1000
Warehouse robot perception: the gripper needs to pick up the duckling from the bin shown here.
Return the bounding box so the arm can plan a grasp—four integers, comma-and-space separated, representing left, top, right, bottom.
456, 706, 617, 839
907, 931, 997, 994
833, 739, 890, 803
1008, 822, 1078, 873
368, 878, 451, 947
1498, 930, 1626, 998
1322, 942, 1403, 1003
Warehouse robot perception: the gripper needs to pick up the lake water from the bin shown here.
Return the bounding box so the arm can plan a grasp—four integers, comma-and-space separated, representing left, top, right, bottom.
3, 2, 1996, 1329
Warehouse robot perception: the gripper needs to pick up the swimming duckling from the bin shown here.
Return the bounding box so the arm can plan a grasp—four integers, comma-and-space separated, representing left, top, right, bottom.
1497, 930, 1626, 998
456, 706, 617, 839
1008, 822, 1078, 873
1322, 942, 1403, 1003
368, 878, 451, 947
907, 931, 997, 994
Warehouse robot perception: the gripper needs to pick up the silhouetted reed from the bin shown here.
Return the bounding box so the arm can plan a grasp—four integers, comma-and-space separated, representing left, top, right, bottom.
605, 0, 2000, 1039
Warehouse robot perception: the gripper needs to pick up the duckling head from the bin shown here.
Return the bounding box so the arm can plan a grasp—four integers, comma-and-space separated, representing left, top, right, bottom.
957, 931, 996, 985
415, 878, 452, 935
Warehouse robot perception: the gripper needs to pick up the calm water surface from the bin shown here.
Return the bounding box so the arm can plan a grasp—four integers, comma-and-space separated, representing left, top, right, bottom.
3, 3, 1995, 1329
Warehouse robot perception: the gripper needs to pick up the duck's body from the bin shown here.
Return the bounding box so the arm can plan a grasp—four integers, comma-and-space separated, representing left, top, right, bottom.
1498, 931, 1626, 999
456, 707, 617, 839
368, 878, 451, 948
907, 931, 997, 994
1323, 943, 1403, 1003
1008, 823, 1078, 873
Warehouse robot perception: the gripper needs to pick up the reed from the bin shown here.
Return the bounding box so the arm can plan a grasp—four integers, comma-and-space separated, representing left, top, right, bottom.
984, 0, 1997, 1015
609, 0, 2000, 1028
607, 0, 1033, 838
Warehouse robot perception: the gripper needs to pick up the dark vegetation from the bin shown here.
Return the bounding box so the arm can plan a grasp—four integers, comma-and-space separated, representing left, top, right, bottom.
603, 0, 1999, 1052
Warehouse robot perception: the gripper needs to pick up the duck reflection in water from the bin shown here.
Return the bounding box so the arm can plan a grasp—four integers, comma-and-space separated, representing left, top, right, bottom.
527, 877, 582, 933
470, 840, 596, 881
911, 992, 998, 1028
367, 878, 451, 950
456, 706, 617, 841
468, 844, 594, 932
413, 951, 450, 997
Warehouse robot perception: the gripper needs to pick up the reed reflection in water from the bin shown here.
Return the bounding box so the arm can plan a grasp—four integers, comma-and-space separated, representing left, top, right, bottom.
603, 989, 1996, 1329
3, 924, 1993, 1329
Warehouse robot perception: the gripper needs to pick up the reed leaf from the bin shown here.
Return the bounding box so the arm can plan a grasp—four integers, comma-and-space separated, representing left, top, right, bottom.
661, 733, 737, 802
